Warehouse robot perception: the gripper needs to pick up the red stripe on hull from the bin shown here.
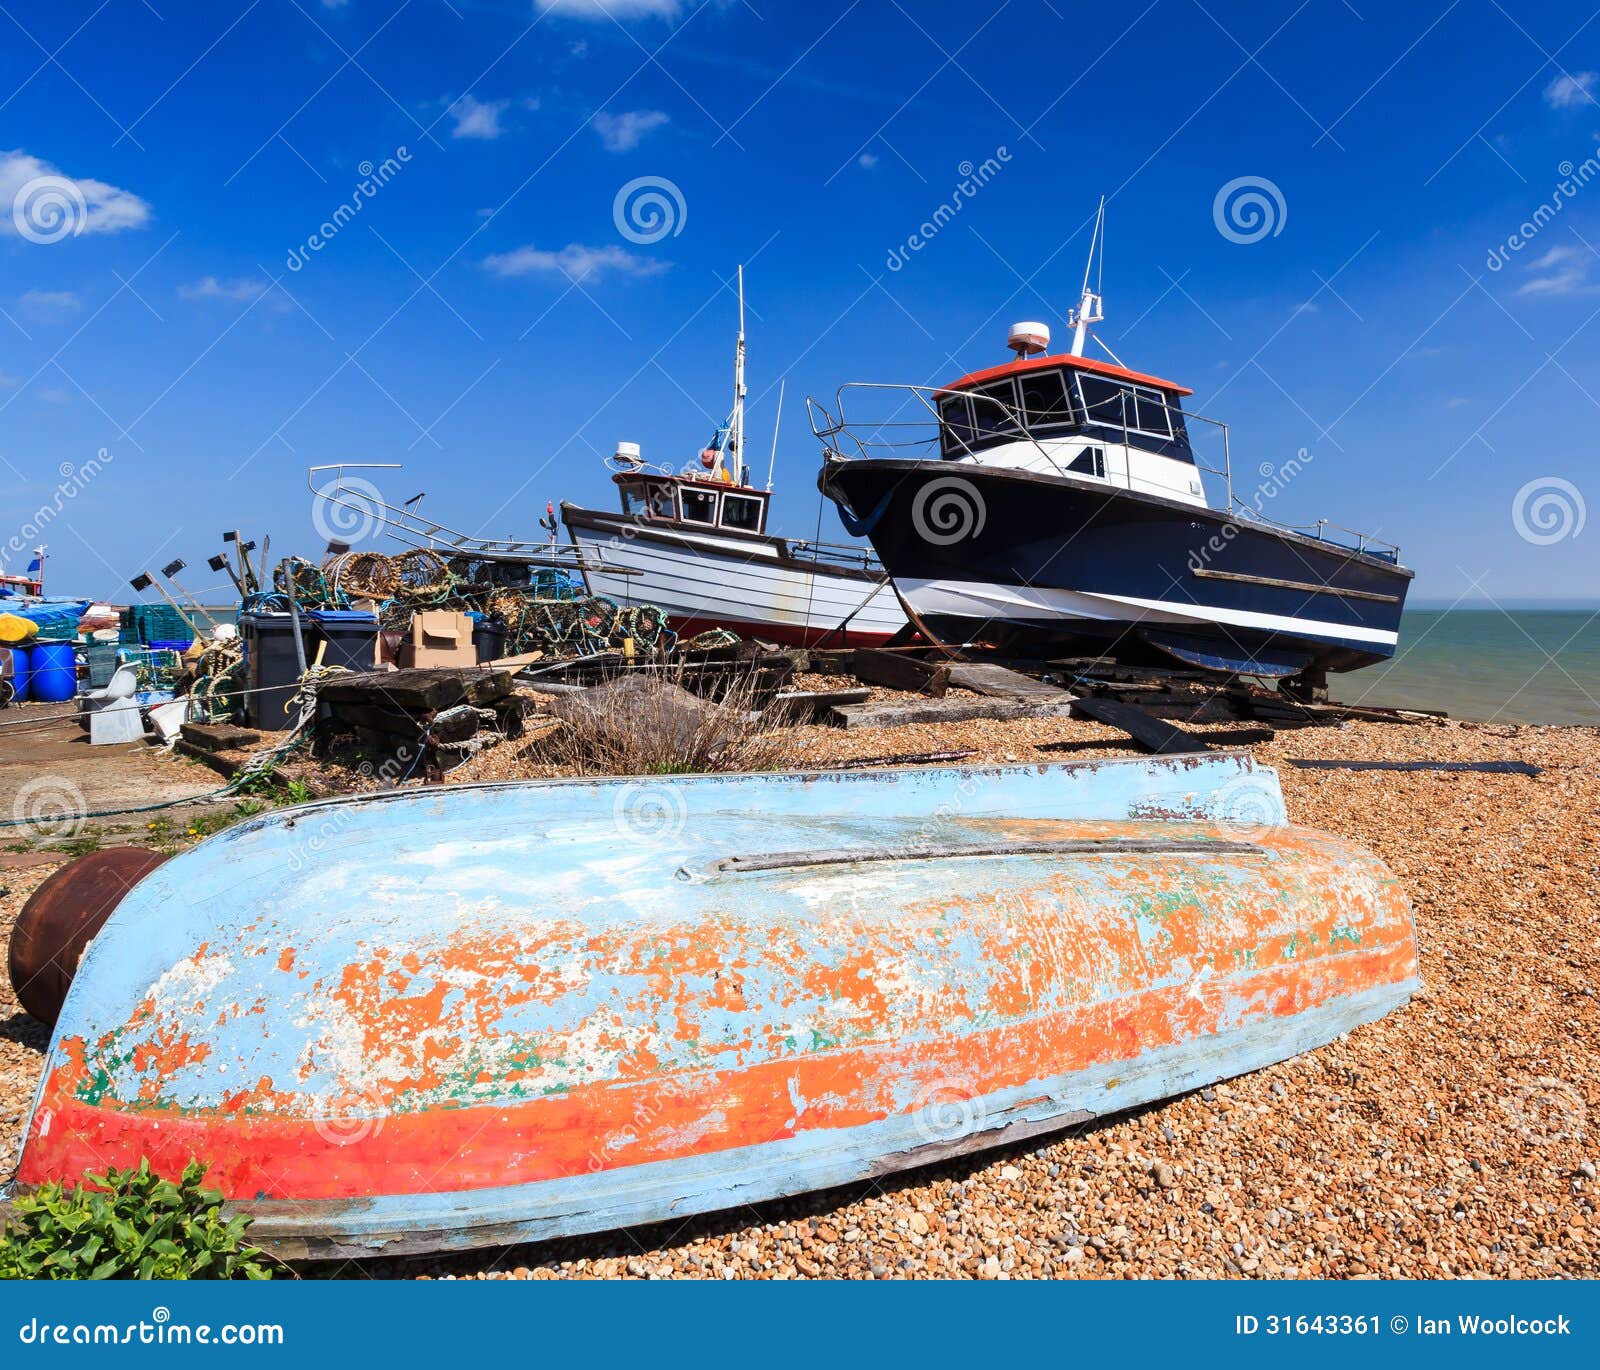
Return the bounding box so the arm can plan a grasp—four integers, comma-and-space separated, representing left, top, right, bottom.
20, 942, 1415, 1202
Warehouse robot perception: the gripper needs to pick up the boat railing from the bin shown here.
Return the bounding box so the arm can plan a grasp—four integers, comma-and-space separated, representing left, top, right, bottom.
810, 382, 1239, 505
784, 537, 885, 574
307, 464, 636, 574
811, 386, 1400, 563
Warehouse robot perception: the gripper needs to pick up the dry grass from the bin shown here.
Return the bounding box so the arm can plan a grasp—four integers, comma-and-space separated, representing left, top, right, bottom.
540, 666, 794, 776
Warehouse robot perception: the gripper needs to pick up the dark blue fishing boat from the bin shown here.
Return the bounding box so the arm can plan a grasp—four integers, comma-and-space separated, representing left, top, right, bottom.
808, 209, 1412, 686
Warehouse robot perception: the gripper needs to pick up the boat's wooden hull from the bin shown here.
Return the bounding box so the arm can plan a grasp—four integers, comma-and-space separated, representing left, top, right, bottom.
562, 503, 907, 648
9, 757, 1418, 1258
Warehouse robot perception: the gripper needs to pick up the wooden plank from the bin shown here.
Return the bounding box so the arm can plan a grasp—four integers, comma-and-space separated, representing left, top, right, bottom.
851, 648, 950, 697
1069, 696, 1214, 755
771, 687, 871, 721
945, 662, 1071, 701
179, 722, 262, 753
831, 696, 1076, 730
1286, 758, 1535, 775
317, 668, 511, 711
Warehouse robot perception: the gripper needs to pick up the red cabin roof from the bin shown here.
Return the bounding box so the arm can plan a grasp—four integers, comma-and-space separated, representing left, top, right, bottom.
945, 351, 1193, 398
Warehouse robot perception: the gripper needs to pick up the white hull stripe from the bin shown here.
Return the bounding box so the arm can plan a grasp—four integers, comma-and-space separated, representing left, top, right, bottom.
898, 577, 1400, 647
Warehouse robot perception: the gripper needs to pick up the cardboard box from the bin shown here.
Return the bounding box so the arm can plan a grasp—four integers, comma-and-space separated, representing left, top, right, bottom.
397, 610, 477, 668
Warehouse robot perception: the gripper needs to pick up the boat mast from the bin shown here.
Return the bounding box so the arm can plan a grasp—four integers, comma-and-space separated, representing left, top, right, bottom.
1069, 198, 1106, 357
729, 263, 747, 484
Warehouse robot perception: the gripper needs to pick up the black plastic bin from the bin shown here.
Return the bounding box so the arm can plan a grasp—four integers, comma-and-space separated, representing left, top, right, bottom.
240, 612, 313, 730
473, 617, 506, 664
307, 609, 379, 672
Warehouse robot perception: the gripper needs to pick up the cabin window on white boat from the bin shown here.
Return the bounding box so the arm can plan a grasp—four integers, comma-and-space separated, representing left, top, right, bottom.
1076, 375, 1172, 439
1067, 446, 1106, 479
1019, 369, 1076, 431
619, 482, 653, 517
970, 380, 1023, 440
679, 486, 718, 524
938, 395, 977, 456
649, 485, 676, 518
721, 493, 764, 533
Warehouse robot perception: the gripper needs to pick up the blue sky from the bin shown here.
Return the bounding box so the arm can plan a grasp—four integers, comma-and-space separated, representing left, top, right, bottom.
2, 0, 1598, 606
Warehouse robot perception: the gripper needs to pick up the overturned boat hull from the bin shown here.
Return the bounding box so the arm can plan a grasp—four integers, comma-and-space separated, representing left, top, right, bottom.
10, 756, 1418, 1258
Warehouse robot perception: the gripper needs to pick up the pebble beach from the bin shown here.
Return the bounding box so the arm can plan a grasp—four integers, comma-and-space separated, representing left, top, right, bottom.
3, 713, 1596, 1280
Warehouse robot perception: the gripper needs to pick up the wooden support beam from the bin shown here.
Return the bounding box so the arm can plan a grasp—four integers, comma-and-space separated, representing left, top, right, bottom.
851, 648, 951, 697
831, 696, 1076, 730
1068, 696, 1214, 755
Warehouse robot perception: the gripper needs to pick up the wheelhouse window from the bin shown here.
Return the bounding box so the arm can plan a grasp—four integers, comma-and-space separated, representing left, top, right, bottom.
721, 493, 764, 533
970, 379, 1023, 441
1019, 369, 1077, 431
679, 487, 718, 524
938, 394, 976, 457
648, 485, 676, 519
1067, 446, 1106, 479
619, 481, 652, 517
1076, 374, 1174, 439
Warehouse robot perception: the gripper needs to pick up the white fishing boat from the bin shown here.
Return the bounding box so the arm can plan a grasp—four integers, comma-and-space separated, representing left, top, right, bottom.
563, 269, 907, 649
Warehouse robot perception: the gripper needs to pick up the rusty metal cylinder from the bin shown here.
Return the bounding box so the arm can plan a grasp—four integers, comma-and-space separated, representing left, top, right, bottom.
8, 847, 167, 1025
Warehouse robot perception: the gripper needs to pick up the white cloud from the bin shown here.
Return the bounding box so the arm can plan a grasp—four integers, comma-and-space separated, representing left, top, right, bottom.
179, 275, 269, 302
1518, 244, 1593, 296
484, 242, 669, 283
592, 109, 668, 152
37, 387, 72, 405
1445, 396, 1469, 408
0, 149, 150, 238
858, 152, 879, 169
1544, 72, 1597, 110
18, 289, 81, 318
538, 0, 681, 18
0, 370, 18, 388
450, 94, 511, 140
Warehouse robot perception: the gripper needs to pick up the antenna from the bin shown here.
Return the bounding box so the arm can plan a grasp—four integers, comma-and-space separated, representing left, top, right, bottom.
1069, 197, 1106, 357
730, 264, 747, 485
766, 378, 785, 492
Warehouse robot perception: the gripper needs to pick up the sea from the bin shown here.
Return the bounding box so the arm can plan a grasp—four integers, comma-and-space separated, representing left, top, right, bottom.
1331, 609, 1600, 725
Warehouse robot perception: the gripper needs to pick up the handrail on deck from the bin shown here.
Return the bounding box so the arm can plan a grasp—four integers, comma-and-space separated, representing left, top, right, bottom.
808, 384, 1399, 562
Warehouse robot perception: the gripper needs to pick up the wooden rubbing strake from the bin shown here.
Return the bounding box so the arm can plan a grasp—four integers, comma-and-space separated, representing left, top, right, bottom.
709, 837, 1263, 875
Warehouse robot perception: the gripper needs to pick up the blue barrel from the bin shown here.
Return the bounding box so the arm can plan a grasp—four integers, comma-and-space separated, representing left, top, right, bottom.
28, 641, 78, 702
1, 646, 27, 702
